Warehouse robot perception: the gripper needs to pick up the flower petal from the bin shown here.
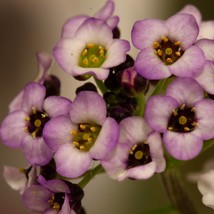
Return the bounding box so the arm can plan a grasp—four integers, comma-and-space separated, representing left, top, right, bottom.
131, 19, 168, 50
169, 45, 205, 77
55, 143, 92, 178
21, 82, 46, 113
198, 21, 214, 40
9, 90, 24, 112
166, 77, 204, 106
119, 162, 156, 180
166, 14, 199, 49
94, 0, 114, 21
61, 15, 89, 38
0, 111, 27, 148
195, 99, 214, 140
21, 135, 54, 166
107, 16, 119, 29
145, 95, 178, 132
43, 96, 72, 117
43, 115, 77, 151
194, 61, 214, 95
134, 48, 171, 80
90, 117, 119, 160
102, 39, 130, 68
119, 116, 152, 144
163, 131, 203, 160
195, 39, 214, 61
70, 91, 107, 125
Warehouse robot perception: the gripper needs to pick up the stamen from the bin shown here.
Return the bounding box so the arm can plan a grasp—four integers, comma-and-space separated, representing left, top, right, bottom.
131, 144, 137, 151
162, 36, 168, 42
166, 58, 173, 64
174, 41, 181, 46
83, 58, 89, 66
99, 49, 104, 56
25, 117, 30, 121
90, 127, 96, 132
180, 104, 185, 110
157, 49, 163, 56
191, 121, 198, 126
53, 202, 60, 210
73, 141, 79, 147
175, 51, 181, 56
80, 124, 86, 130
88, 137, 93, 142
41, 113, 47, 118
86, 43, 94, 49
32, 107, 36, 114
83, 133, 90, 140
153, 41, 160, 49
24, 127, 28, 132
191, 107, 196, 112
173, 109, 178, 116
168, 127, 173, 131
82, 49, 88, 56
80, 145, 85, 150
71, 130, 77, 136
184, 127, 190, 132
31, 131, 36, 138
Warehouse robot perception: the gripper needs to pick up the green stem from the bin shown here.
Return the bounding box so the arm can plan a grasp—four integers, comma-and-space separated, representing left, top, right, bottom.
78, 164, 104, 189
135, 92, 146, 116
140, 204, 178, 214
93, 77, 108, 95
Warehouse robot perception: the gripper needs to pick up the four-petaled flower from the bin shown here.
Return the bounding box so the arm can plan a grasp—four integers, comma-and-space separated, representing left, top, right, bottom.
0, 82, 71, 165
145, 77, 214, 160
131, 13, 205, 79
43, 91, 119, 178
102, 116, 166, 180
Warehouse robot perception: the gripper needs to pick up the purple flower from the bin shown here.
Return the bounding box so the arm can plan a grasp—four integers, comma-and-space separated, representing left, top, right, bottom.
22, 176, 83, 214
131, 13, 205, 80
53, 17, 130, 80
43, 91, 119, 178
145, 77, 214, 160
102, 116, 166, 180
0, 82, 71, 165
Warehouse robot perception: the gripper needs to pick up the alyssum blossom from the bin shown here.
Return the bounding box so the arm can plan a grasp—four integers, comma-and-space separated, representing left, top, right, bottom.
102, 116, 166, 180
145, 77, 214, 160
43, 91, 119, 178
131, 13, 205, 80
0, 82, 71, 165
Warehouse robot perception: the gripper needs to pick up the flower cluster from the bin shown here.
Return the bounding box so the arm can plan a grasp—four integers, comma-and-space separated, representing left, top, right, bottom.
1, 1, 214, 213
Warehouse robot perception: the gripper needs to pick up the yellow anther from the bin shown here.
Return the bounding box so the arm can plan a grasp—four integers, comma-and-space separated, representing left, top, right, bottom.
98, 45, 104, 50
174, 41, 181, 46
162, 36, 169, 42
99, 49, 104, 57
25, 117, 30, 121
83, 58, 89, 66
175, 51, 181, 57
184, 127, 190, 131
179, 116, 187, 125
90, 127, 96, 132
53, 202, 60, 210
34, 119, 42, 127
73, 141, 79, 147
180, 104, 185, 110
41, 113, 47, 118
135, 151, 143, 160
87, 137, 93, 143
191, 107, 196, 112
166, 58, 173, 64
24, 127, 28, 132
129, 150, 134, 155
168, 127, 173, 131
32, 107, 36, 114
173, 109, 178, 116
153, 41, 160, 49
131, 144, 137, 151
165, 48, 173, 55
157, 49, 163, 56
71, 130, 77, 136
192, 121, 198, 126
82, 49, 88, 56
31, 131, 36, 138
91, 57, 99, 63
80, 145, 85, 150
86, 43, 94, 49
80, 124, 86, 130
83, 134, 90, 140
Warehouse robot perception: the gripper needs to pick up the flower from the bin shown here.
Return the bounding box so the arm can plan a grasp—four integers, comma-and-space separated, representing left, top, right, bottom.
43, 91, 119, 178
0, 82, 71, 165
131, 13, 205, 79
22, 176, 84, 214
102, 116, 166, 180
53, 17, 130, 80
145, 77, 214, 160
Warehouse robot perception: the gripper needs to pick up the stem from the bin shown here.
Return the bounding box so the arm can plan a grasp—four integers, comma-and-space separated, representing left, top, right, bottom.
161, 169, 198, 214
78, 164, 104, 189
135, 92, 146, 116
140, 204, 177, 214
93, 77, 108, 95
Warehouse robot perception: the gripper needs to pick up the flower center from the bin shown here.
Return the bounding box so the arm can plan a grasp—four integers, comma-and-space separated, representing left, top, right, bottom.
79, 43, 107, 68
48, 193, 65, 211
71, 123, 101, 152
168, 104, 197, 132
153, 36, 184, 65
127, 143, 152, 169
25, 107, 50, 138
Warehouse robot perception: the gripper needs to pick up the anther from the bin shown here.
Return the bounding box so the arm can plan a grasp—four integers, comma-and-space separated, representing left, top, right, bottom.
174, 41, 181, 46
91, 57, 99, 63
180, 104, 185, 110
73, 141, 79, 147
80, 124, 86, 130
41, 113, 47, 118
173, 109, 178, 116
83, 134, 90, 140
87, 137, 93, 143
32, 107, 36, 114
166, 58, 173, 64
131, 144, 137, 151
191, 121, 198, 126
71, 130, 77, 136
175, 51, 181, 57
83, 58, 89, 66
191, 107, 196, 112
168, 127, 173, 131
90, 127, 96, 132
82, 49, 88, 56
32, 131, 36, 138
80, 145, 85, 150
24, 127, 28, 132
99, 49, 104, 57
162, 36, 168, 42
87, 43, 94, 49
25, 117, 30, 121
157, 49, 163, 56
153, 41, 160, 49
53, 202, 60, 210
184, 127, 190, 131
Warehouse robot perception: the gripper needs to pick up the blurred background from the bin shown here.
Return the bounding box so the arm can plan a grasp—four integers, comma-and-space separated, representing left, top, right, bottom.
0, 0, 213, 213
